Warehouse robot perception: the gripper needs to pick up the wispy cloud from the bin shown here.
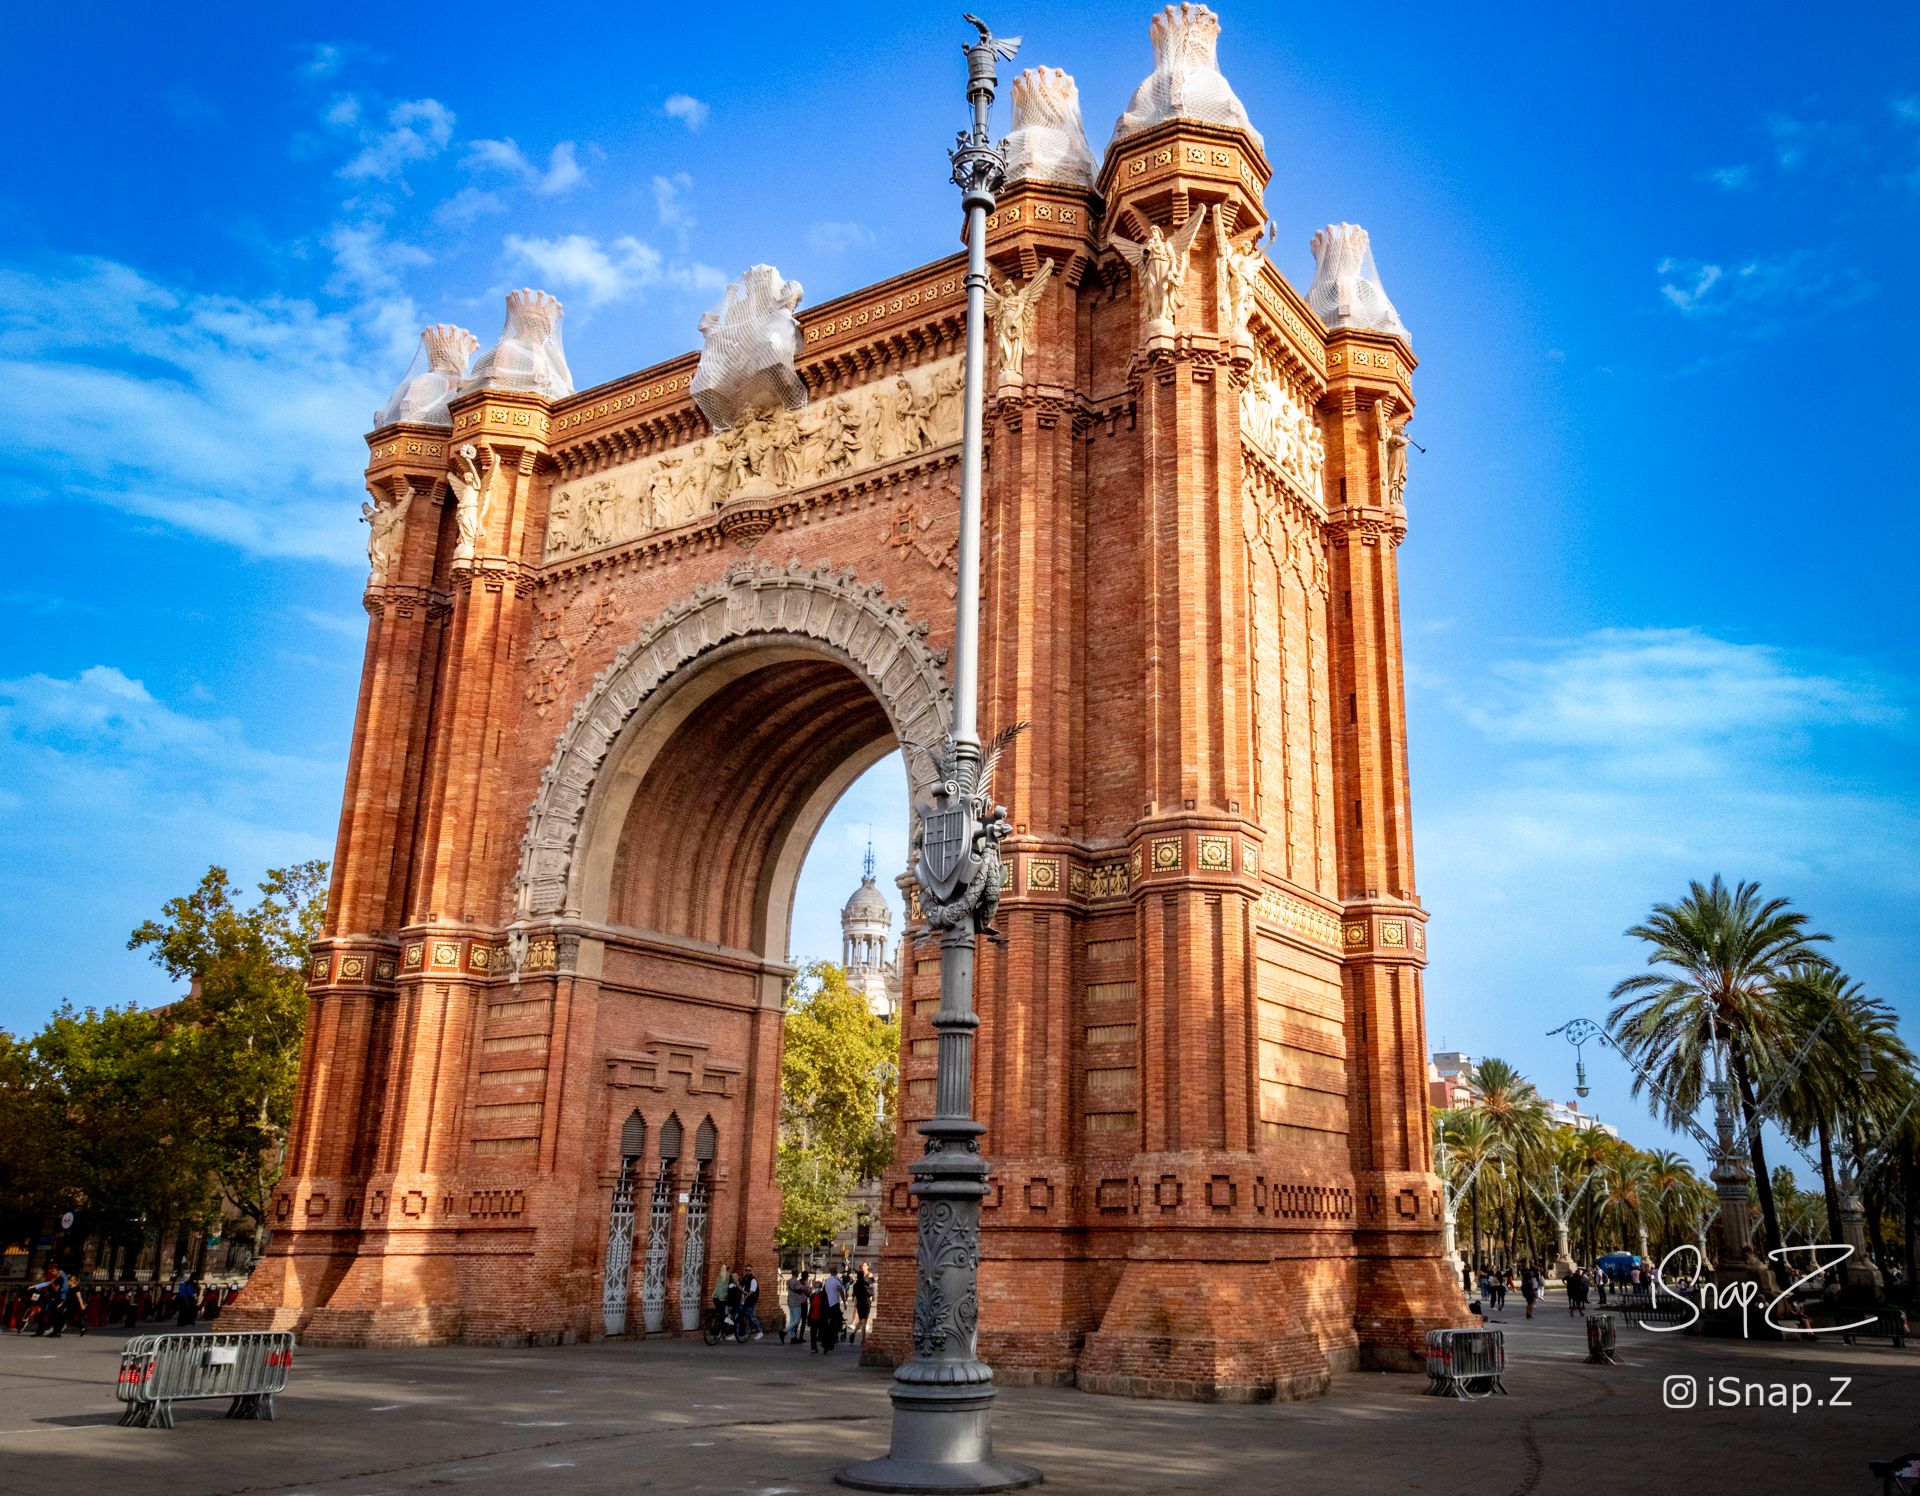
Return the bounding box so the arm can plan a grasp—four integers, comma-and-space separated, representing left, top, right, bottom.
1767, 113, 1830, 171
503, 233, 723, 308
1654, 250, 1872, 326
652, 172, 695, 240
0, 257, 395, 564
1699, 164, 1754, 191
663, 93, 710, 131
337, 97, 455, 183
463, 137, 585, 196
1418, 627, 1920, 960
807, 220, 876, 254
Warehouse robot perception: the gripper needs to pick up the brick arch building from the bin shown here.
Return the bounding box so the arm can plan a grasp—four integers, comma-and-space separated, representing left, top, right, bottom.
233, 6, 1457, 1399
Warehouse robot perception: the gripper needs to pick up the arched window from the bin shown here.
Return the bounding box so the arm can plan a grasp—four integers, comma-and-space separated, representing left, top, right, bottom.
659, 1113, 683, 1168
619, 1109, 646, 1164
694, 1116, 718, 1165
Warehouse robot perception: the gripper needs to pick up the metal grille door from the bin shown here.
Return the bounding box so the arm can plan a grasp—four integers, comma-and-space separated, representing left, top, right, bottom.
677, 1170, 709, 1332
601, 1161, 637, 1335
641, 1166, 673, 1333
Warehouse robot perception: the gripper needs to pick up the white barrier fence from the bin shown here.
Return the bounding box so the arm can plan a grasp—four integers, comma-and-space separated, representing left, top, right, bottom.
115, 1330, 295, 1429
1423, 1327, 1508, 1399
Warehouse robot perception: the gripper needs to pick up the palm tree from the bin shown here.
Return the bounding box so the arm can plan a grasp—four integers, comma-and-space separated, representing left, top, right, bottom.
1598, 1145, 1653, 1260
1470, 1058, 1551, 1263
1438, 1108, 1498, 1273
1642, 1149, 1698, 1257
1607, 875, 1827, 1259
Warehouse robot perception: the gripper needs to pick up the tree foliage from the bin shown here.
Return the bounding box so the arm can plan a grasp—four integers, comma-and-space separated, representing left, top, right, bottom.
774, 961, 899, 1253
0, 862, 325, 1266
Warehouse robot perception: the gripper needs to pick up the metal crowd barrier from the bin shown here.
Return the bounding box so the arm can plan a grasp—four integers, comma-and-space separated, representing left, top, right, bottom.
1584, 1312, 1619, 1364
115, 1330, 295, 1428
1424, 1327, 1507, 1399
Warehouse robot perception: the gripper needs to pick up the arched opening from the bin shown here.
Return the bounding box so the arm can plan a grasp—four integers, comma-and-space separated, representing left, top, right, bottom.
523, 567, 949, 1339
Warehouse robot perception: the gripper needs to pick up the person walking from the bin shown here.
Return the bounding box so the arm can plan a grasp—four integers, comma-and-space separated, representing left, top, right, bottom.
1520, 1264, 1539, 1321
1567, 1267, 1590, 1317
851, 1264, 874, 1344
175, 1272, 199, 1327
807, 1277, 829, 1353
739, 1265, 763, 1341
819, 1268, 845, 1353
783, 1268, 808, 1345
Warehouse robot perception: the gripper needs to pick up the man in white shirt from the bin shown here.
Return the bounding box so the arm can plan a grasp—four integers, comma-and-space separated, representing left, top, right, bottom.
820, 1269, 845, 1353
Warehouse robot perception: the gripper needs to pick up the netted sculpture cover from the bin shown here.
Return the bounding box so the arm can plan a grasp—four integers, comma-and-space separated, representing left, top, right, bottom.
1001, 67, 1095, 188
1307, 223, 1409, 340
464, 289, 574, 399
376, 323, 479, 428
690, 266, 807, 431
1110, 4, 1263, 152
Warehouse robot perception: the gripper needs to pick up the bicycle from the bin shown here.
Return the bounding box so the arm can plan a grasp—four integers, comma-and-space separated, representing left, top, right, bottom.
702, 1303, 747, 1346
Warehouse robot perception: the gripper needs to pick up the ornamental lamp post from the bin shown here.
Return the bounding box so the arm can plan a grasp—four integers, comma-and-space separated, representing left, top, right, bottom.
838, 16, 1040, 1493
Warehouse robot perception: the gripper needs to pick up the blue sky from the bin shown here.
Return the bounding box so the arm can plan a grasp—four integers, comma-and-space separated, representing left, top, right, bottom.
3, 3, 1916, 1171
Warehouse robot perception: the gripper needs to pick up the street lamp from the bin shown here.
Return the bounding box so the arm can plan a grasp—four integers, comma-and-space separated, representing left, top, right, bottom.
838, 16, 1040, 1493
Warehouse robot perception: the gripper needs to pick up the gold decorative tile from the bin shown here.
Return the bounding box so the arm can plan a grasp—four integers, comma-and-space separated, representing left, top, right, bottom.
1197, 836, 1231, 871
308, 955, 330, 982
339, 955, 366, 981
1381, 921, 1407, 947
1027, 858, 1060, 892
403, 943, 424, 969
1243, 842, 1260, 875
1151, 836, 1182, 872
1342, 922, 1369, 948
431, 941, 459, 968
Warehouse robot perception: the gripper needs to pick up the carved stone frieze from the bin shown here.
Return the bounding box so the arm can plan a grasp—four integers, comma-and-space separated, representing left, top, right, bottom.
545, 356, 963, 563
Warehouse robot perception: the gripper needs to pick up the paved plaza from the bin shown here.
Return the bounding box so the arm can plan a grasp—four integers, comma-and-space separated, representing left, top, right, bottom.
0, 1299, 1912, 1495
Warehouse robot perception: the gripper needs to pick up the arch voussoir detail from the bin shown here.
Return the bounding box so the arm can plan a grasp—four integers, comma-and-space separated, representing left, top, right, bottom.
516, 559, 952, 919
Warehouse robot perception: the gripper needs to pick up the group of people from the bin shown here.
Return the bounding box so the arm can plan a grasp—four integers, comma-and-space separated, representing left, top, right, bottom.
708, 1263, 874, 1354
6, 1267, 223, 1337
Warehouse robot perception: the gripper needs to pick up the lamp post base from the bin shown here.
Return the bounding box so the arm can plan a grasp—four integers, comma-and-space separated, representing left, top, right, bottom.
836, 1381, 1042, 1492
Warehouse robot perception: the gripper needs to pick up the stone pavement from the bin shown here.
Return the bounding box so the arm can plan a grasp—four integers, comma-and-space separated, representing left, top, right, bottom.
0, 1301, 1913, 1496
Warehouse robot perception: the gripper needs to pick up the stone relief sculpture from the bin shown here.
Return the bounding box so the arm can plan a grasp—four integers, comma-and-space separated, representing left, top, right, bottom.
1110, 3, 1263, 152
1307, 223, 1409, 340
1000, 66, 1095, 188
1214, 207, 1269, 349
1240, 350, 1325, 499
376, 324, 479, 428
362, 480, 412, 585
1108, 210, 1207, 341
690, 265, 807, 431
465, 289, 575, 398
983, 258, 1054, 388
544, 355, 964, 562
451, 442, 501, 561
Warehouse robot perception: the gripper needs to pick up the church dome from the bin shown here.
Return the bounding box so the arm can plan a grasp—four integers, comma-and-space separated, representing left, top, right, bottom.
843, 876, 891, 925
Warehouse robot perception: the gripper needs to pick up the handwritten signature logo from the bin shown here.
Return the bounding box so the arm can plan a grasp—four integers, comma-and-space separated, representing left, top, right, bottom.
1642, 1243, 1881, 1339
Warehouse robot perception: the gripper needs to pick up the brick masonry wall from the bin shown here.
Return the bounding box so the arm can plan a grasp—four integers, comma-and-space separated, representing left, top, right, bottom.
233, 114, 1457, 1394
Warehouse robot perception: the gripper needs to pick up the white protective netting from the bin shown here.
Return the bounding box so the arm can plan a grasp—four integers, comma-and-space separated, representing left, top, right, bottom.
690, 265, 807, 431
1110, 4, 1263, 153
1307, 223, 1409, 340
1001, 67, 1095, 188
375, 323, 479, 428
463, 289, 574, 399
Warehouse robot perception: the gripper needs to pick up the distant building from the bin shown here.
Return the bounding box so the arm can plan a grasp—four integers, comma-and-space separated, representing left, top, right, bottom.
1428, 1051, 1477, 1110
1546, 1097, 1618, 1137
840, 843, 900, 1021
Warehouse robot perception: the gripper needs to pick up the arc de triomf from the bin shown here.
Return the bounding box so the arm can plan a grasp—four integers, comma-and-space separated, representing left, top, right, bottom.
235, 5, 1459, 1400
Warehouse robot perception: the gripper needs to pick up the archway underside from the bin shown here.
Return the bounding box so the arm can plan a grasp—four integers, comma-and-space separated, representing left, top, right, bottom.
606, 656, 897, 956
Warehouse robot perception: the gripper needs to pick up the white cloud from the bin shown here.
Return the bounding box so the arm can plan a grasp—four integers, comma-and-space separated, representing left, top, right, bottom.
339, 97, 455, 182
1700, 164, 1754, 190
663, 93, 710, 131
300, 42, 353, 80
652, 172, 695, 236
503, 233, 723, 308
807, 220, 876, 253
326, 220, 431, 296
434, 185, 507, 228
1767, 113, 1828, 171
0, 257, 399, 564
1654, 251, 1870, 324
463, 137, 585, 196
1656, 257, 1724, 314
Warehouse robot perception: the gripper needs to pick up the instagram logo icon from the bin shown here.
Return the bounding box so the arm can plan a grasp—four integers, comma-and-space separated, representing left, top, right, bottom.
1663, 1375, 1698, 1409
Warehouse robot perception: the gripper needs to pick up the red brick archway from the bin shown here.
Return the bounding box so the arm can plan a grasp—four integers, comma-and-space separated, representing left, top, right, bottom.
239, 94, 1462, 1395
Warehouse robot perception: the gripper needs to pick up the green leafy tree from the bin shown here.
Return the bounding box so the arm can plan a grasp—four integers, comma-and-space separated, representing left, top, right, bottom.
127, 860, 327, 1247
0, 1034, 70, 1258
1470, 1058, 1550, 1263
774, 961, 899, 1254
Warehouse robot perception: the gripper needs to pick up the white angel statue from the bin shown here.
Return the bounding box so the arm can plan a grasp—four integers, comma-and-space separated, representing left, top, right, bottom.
1108, 210, 1207, 340
983, 258, 1054, 389
451, 442, 500, 561
362, 480, 412, 585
